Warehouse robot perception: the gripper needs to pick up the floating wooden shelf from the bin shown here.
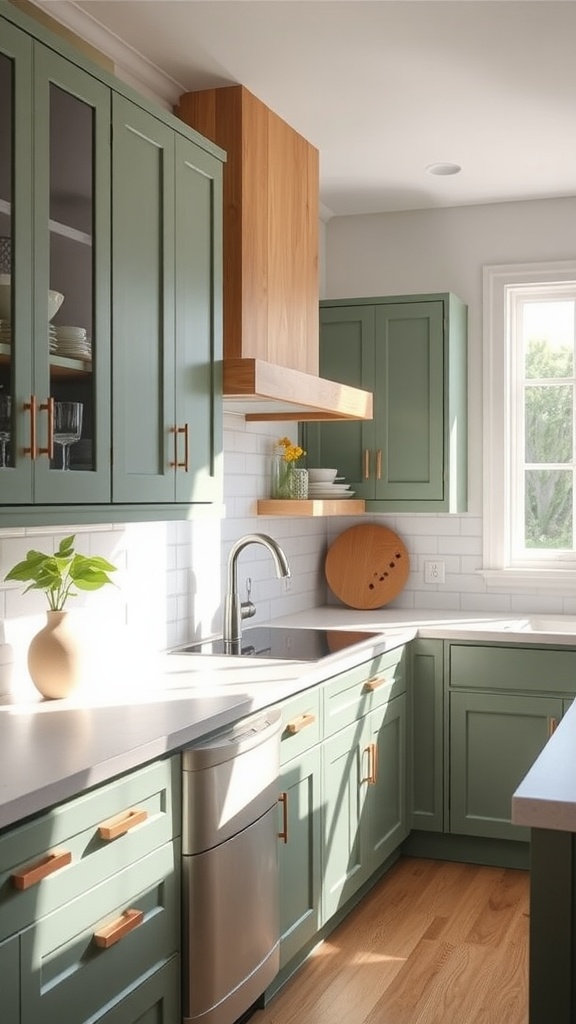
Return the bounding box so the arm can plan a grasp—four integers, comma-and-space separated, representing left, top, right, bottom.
257, 498, 365, 516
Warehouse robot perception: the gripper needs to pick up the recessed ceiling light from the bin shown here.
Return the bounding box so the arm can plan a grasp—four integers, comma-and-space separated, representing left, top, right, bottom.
426, 162, 462, 176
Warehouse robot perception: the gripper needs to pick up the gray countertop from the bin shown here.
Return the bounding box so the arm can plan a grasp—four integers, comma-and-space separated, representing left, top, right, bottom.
3, 605, 576, 833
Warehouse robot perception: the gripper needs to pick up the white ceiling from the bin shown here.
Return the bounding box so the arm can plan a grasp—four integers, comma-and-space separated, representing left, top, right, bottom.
29, 0, 576, 218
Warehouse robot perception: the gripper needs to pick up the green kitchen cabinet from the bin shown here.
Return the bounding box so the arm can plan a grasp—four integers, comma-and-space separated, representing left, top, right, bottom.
410, 638, 444, 832
278, 745, 322, 970
0, 23, 111, 506
0, 0, 224, 524
322, 692, 407, 921
0, 755, 181, 1024
450, 690, 563, 842
303, 293, 467, 512
0, 934, 19, 1024
111, 97, 222, 507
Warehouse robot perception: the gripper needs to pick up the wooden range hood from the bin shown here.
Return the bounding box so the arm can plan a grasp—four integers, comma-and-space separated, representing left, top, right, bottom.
175, 85, 372, 422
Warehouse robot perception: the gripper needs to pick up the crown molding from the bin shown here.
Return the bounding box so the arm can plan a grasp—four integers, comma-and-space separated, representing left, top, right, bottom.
25, 0, 184, 110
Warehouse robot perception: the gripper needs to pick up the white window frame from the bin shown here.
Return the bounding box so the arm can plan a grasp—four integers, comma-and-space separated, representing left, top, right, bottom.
482, 260, 576, 593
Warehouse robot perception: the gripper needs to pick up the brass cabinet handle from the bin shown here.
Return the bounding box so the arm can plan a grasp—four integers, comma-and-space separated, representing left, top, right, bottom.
363, 448, 370, 479
364, 675, 386, 692
362, 743, 378, 785
11, 850, 72, 890
38, 396, 54, 459
98, 808, 148, 841
548, 717, 559, 738
371, 741, 378, 785
23, 394, 37, 459
376, 448, 382, 480
94, 908, 144, 949
278, 792, 288, 844
285, 712, 316, 735
169, 425, 189, 470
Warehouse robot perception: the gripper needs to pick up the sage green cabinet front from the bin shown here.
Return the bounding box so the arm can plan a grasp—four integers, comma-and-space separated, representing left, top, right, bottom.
304, 293, 467, 512
0, 24, 111, 506
111, 97, 222, 507
411, 638, 444, 832
278, 746, 322, 970
450, 690, 562, 842
0, 934, 19, 1024
322, 693, 407, 920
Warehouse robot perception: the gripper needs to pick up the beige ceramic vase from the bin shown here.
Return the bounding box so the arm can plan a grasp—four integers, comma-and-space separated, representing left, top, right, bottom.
27, 610, 84, 699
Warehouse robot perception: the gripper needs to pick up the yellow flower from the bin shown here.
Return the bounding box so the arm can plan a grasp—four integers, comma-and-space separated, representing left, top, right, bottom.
277, 437, 306, 463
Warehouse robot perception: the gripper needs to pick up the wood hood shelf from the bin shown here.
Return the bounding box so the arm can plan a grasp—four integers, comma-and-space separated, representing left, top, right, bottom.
223, 358, 373, 421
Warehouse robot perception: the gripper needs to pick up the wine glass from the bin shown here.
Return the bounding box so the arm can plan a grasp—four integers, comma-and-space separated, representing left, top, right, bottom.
0, 393, 10, 468
53, 401, 82, 470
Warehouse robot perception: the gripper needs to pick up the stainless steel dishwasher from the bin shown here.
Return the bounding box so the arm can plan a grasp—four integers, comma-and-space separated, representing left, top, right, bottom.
181, 707, 283, 1024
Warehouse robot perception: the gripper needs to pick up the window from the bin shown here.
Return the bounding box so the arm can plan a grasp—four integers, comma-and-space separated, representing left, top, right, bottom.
483, 261, 576, 591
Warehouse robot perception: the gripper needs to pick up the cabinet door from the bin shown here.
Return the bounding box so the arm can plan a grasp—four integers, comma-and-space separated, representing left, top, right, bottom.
96, 956, 180, 1024
304, 304, 376, 495
411, 639, 444, 832
32, 44, 111, 504
278, 746, 322, 969
111, 95, 176, 503
0, 934, 19, 1024
373, 300, 444, 501
174, 134, 222, 505
322, 720, 369, 921
365, 693, 408, 873
450, 691, 563, 841
0, 19, 34, 501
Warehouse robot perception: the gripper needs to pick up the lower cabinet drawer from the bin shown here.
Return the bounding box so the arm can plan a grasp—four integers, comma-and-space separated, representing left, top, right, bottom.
449, 644, 576, 694
277, 688, 321, 765
96, 955, 180, 1024
0, 933, 19, 1024
0, 757, 180, 943
322, 645, 406, 737
20, 840, 180, 1024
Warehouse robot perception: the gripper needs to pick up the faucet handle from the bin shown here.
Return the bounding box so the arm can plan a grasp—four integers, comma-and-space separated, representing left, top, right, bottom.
241, 576, 256, 622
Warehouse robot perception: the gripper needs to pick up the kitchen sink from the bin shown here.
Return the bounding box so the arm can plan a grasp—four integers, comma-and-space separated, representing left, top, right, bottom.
171, 625, 382, 661
523, 615, 576, 634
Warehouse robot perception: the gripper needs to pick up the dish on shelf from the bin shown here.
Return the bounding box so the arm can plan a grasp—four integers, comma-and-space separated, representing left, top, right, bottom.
307, 489, 356, 499
308, 482, 352, 494
308, 467, 338, 483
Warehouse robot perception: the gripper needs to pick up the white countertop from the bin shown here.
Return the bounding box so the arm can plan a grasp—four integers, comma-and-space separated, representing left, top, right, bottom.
512, 699, 576, 833
3, 605, 576, 834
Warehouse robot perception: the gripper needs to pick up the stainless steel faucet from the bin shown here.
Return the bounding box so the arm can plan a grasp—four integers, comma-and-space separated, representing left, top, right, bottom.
223, 533, 291, 650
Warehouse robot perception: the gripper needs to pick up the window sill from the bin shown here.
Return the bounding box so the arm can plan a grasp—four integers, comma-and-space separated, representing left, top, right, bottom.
479, 568, 576, 594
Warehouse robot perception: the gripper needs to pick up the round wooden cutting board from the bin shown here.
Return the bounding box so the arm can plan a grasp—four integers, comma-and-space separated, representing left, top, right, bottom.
325, 524, 410, 609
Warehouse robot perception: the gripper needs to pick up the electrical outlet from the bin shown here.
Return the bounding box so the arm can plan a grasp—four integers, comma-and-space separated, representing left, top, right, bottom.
424, 560, 445, 584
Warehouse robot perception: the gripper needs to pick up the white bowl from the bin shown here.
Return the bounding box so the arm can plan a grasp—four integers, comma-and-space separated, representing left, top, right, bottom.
0, 282, 64, 321
48, 289, 65, 321
308, 468, 338, 483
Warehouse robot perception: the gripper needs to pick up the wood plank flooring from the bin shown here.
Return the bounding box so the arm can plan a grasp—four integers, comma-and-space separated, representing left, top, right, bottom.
253, 857, 529, 1024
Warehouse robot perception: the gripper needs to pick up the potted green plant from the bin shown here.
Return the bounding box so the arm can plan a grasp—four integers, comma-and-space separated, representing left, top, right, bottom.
4, 534, 118, 699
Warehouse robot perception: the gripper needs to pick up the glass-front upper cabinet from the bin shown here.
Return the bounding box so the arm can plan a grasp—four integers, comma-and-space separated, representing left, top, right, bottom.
0, 27, 110, 504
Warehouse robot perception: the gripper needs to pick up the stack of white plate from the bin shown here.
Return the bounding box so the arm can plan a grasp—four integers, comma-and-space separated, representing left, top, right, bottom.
49, 325, 58, 353
308, 480, 356, 499
0, 319, 11, 347
53, 325, 92, 361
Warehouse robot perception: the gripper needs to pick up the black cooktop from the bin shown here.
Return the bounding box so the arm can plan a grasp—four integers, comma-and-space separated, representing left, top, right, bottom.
177, 626, 381, 661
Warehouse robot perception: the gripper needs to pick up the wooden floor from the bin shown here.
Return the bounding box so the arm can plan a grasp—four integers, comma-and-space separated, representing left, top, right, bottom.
253, 857, 529, 1024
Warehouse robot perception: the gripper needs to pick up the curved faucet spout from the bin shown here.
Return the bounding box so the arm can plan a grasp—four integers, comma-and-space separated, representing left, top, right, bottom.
223, 533, 291, 647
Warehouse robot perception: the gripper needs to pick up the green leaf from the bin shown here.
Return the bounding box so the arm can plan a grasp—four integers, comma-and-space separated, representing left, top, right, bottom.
57, 535, 76, 557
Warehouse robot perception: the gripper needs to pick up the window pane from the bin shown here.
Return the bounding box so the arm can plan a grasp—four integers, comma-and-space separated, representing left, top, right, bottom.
524, 301, 574, 379
525, 469, 573, 549
525, 384, 573, 463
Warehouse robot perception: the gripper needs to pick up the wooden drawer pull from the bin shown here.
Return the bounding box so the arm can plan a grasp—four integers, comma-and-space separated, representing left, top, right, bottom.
548, 717, 559, 738
11, 850, 72, 890
364, 675, 386, 692
285, 712, 316, 734
98, 808, 148, 841
94, 908, 144, 949
278, 792, 288, 844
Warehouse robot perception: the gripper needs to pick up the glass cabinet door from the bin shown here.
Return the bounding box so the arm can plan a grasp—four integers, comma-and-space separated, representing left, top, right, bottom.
0, 22, 34, 502
32, 46, 111, 504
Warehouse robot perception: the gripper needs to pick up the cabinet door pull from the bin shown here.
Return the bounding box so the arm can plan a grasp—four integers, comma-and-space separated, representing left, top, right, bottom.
548, 717, 559, 738
371, 741, 379, 785
38, 396, 54, 459
94, 908, 144, 949
278, 792, 288, 844
23, 395, 37, 459
364, 675, 386, 692
11, 849, 72, 890
98, 808, 148, 841
363, 448, 370, 479
285, 712, 316, 734
169, 425, 189, 471
376, 449, 382, 480
362, 744, 377, 785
